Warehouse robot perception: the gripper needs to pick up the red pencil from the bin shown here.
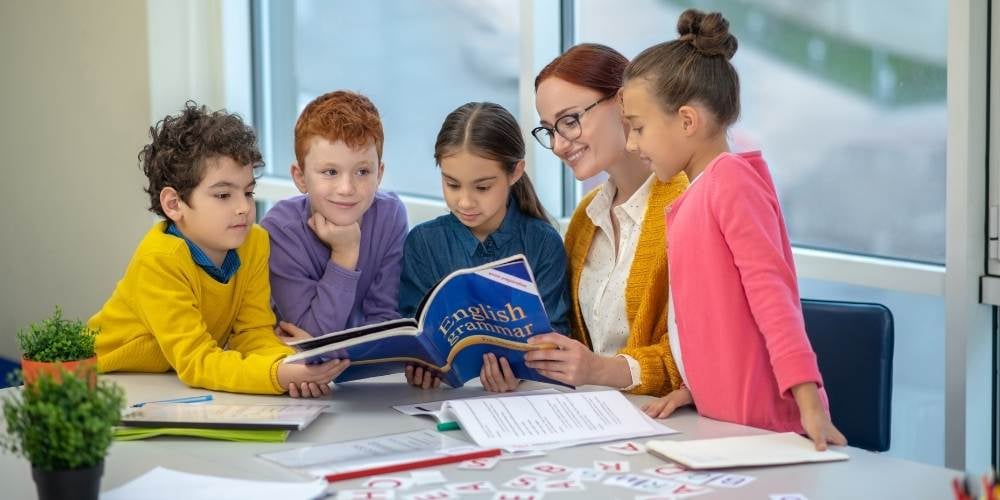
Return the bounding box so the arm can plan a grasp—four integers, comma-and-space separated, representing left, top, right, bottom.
324, 447, 502, 482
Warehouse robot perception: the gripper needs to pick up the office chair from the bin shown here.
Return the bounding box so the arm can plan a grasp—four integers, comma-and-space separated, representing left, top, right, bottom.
801, 298, 894, 452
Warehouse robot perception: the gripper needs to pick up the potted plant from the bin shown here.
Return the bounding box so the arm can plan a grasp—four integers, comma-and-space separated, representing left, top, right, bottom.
1, 370, 124, 500
18, 306, 98, 386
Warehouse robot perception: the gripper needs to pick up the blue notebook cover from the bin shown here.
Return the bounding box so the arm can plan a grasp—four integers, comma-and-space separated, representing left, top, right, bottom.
282, 254, 567, 388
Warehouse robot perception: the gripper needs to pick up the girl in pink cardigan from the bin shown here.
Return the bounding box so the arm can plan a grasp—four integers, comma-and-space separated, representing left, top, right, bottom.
619, 9, 846, 451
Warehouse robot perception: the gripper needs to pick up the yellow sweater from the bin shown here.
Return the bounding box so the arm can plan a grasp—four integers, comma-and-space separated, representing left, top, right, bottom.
563, 173, 688, 396
89, 221, 292, 394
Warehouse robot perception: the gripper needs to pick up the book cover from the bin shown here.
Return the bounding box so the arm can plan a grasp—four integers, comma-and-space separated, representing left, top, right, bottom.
283, 254, 566, 388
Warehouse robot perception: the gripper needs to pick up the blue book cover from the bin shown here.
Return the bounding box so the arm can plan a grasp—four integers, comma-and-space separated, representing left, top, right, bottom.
282, 254, 568, 388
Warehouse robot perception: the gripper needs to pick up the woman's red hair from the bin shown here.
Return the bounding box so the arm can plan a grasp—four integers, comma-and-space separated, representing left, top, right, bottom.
534, 43, 628, 95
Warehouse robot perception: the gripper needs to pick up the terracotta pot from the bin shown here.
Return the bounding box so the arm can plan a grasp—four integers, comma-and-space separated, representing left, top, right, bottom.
32, 459, 104, 500
20, 356, 97, 388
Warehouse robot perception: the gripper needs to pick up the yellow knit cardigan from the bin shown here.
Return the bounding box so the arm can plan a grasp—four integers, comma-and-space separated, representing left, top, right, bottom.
563, 173, 688, 396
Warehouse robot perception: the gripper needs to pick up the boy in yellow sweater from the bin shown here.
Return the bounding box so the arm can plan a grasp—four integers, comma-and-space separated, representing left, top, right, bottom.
89, 102, 348, 396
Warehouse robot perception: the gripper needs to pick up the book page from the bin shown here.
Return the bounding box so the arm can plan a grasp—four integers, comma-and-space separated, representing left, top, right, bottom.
646, 432, 849, 469
443, 390, 677, 450
392, 388, 563, 422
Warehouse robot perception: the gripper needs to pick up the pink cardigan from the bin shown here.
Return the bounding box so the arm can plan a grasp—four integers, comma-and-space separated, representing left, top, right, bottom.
666, 151, 827, 433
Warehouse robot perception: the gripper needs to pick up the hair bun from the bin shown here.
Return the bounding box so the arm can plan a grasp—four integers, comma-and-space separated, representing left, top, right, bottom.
676, 9, 738, 60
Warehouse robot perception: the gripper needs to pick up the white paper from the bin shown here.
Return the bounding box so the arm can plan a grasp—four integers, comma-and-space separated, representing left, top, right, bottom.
493, 492, 544, 500
445, 481, 496, 494
646, 432, 849, 469
337, 489, 395, 500
410, 470, 447, 485
442, 390, 677, 451
707, 473, 755, 488
538, 479, 586, 492
101, 467, 326, 500
363, 476, 414, 490
405, 489, 455, 500
258, 429, 477, 478
392, 389, 562, 422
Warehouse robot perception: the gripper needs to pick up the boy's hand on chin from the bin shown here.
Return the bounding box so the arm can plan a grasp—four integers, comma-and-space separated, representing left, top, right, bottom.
307, 212, 361, 270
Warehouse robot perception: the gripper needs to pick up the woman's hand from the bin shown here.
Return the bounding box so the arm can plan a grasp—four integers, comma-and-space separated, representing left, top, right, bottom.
641, 387, 693, 418
523, 333, 632, 388
480, 353, 519, 392
405, 364, 442, 389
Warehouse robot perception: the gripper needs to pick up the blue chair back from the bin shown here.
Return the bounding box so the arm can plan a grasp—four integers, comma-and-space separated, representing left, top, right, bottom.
0, 357, 19, 388
801, 299, 893, 452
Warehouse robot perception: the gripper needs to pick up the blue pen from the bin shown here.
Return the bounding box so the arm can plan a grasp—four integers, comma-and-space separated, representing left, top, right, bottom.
131, 395, 213, 408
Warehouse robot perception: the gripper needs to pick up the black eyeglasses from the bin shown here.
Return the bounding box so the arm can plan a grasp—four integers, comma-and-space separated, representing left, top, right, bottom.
531, 93, 615, 150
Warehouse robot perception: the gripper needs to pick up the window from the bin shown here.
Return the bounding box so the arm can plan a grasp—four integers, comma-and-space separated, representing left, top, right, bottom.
575, 0, 947, 264
253, 0, 520, 200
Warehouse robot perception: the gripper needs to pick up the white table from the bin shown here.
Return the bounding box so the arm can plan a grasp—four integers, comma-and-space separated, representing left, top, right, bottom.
0, 373, 958, 499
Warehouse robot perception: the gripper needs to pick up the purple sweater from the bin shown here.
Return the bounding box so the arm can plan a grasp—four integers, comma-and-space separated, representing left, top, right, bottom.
260, 192, 407, 337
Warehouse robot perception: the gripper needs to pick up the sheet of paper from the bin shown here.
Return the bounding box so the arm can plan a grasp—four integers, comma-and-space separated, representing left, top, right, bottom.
442, 390, 677, 451
392, 389, 562, 422
101, 467, 326, 500
257, 429, 475, 477
646, 432, 849, 469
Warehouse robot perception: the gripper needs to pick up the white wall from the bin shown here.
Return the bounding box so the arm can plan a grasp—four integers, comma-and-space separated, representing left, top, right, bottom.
0, 0, 153, 359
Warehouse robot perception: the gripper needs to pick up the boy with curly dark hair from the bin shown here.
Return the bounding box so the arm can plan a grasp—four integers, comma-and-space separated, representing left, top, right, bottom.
89, 102, 349, 396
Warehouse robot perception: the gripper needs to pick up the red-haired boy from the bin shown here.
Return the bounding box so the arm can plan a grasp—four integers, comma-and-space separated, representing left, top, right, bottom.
261, 91, 408, 337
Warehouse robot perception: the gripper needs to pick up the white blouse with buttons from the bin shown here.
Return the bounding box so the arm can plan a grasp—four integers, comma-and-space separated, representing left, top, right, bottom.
578, 174, 656, 389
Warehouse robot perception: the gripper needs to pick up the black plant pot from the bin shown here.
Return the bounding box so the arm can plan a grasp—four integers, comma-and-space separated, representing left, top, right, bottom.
31, 460, 104, 500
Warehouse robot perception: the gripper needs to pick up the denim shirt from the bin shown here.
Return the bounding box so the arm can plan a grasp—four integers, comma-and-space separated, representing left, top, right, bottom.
164, 223, 240, 283
399, 197, 570, 334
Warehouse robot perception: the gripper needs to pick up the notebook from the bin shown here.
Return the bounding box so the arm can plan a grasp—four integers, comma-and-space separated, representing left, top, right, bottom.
120, 403, 326, 431
114, 426, 289, 442
646, 432, 849, 470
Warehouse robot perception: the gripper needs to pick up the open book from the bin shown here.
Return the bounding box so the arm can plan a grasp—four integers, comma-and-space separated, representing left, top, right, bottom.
283, 254, 564, 388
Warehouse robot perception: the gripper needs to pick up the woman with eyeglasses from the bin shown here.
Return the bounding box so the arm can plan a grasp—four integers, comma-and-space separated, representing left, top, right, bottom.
518, 43, 690, 397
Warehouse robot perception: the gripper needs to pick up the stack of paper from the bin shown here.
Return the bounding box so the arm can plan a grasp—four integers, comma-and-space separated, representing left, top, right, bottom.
646, 432, 850, 469
120, 403, 326, 431
442, 390, 678, 451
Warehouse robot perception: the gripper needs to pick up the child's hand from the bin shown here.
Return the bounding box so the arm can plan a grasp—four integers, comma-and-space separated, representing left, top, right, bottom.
275, 321, 313, 345
791, 382, 847, 451
480, 353, 519, 392
641, 386, 692, 418
405, 364, 442, 389
524, 333, 603, 386
307, 212, 361, 270
277, 358, 350, 398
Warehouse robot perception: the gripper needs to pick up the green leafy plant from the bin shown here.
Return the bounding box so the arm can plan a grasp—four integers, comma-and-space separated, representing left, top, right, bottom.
1, 371, 124, 471
17, 306, 97, 362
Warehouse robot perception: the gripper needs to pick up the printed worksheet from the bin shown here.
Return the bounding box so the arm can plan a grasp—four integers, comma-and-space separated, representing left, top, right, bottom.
442, 390, 677, 450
